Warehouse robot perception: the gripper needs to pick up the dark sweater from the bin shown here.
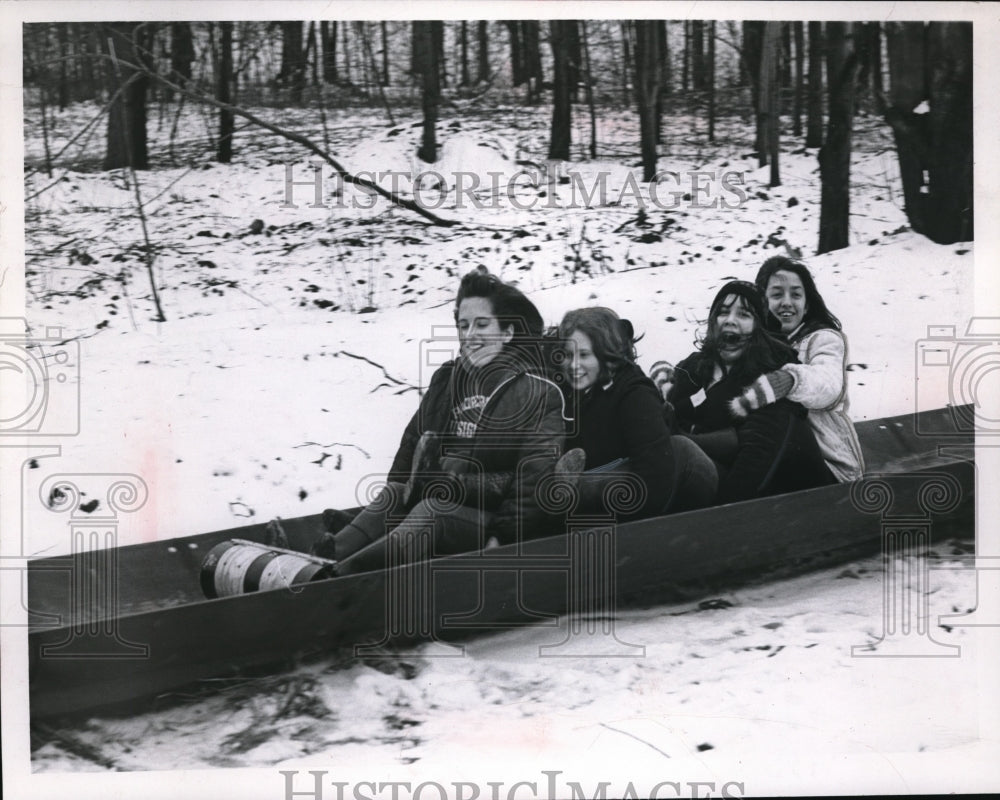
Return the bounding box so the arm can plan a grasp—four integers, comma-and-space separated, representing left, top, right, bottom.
566, 362, 674, 520
667, 351, 832, 502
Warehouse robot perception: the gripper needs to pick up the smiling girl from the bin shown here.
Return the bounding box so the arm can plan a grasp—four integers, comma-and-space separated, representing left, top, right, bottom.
319, 269, 569, 574
556, 307, 717, 519
665, 281, 835, 503
752, 256, 864, 483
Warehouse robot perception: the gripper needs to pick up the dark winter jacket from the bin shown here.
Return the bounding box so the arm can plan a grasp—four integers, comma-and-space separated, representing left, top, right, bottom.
387, 348, 568, 544
566, 362, 675, 520
667, 352, 832, 503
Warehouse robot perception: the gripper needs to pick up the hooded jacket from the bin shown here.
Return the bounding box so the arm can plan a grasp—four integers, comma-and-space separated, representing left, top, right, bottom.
387, 348, 567, 544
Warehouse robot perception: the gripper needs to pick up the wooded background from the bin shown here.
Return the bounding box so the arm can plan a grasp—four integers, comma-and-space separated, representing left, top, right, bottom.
22, 19, 973, 252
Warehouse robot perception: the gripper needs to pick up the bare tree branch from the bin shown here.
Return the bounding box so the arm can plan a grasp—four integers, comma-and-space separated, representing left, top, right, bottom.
93, 52, 459, 227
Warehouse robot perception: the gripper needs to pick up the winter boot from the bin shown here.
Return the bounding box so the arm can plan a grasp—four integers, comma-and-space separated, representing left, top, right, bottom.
264, 517, 289, 549
322, 507, 357, 534
554, 448, 586, 484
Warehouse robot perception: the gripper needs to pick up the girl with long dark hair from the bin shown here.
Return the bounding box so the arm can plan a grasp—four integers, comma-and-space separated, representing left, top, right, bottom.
749, 256, 864, 482
665, 281, 835, 502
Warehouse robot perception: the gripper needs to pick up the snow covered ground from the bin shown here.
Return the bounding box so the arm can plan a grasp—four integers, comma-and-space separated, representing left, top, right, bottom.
5, 90, 999, 796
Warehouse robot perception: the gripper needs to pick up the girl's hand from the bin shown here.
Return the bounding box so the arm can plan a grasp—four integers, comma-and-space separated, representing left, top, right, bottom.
405, 431, 442, 504
728, 369, 794, 418
650, 360, 675, 400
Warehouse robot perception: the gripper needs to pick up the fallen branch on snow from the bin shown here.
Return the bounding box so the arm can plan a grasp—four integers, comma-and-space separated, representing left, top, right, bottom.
93, 53, 459, 228
335, 350, 419, 393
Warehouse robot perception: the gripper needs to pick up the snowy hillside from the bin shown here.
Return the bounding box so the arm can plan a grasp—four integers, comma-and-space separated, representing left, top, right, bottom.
10, 97, 994, 797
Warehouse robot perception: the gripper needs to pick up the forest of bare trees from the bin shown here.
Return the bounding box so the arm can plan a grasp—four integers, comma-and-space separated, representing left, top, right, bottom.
22, 19, 973, 251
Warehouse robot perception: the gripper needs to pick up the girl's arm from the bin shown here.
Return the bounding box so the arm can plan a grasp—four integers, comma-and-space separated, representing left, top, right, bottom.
484, 376, 568, 544
783, 329, 849, 410
729, 329, 848, 418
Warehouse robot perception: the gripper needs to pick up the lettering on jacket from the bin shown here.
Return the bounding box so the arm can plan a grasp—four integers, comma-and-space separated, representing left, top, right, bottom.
454, 394, 488, 438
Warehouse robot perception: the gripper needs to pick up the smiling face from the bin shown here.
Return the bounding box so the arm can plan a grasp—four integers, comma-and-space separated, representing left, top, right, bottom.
456, 296, 513, 367
566, 329, 602, 391
714, 293, 757, 364
765, 269, 809, 334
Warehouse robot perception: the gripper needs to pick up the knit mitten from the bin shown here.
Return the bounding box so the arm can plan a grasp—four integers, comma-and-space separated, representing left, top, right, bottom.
728, 369, 794, 418
649, 360, 674, 400
404, 431, 442, 504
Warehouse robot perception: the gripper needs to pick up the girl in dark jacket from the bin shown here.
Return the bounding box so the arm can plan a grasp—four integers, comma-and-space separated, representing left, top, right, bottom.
557, 307, 717, 520
320, 269, 569, 575
665, 281, 834, 503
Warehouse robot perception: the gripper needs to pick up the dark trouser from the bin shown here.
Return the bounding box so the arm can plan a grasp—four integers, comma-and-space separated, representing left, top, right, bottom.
574, 436, 718, 520
716, 407, 837, 503
666, 435, 720, 512
333, 482, 493, 575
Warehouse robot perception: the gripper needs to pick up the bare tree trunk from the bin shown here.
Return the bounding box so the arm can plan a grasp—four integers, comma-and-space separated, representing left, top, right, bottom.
781, 23, 793, 88
306, 22, 318, 87
217, 21, 234, 163
869, 23, 883, 98
742, 21, 765, 162
691, 20, 706, 91
168, 22, 194, 104
281, 22, 306, 103
460, 21, 470, 87
924, 22, 973, 242
548, 20, 572, 160
341, 21, 350, 84
634, 20, 661, 181
567, 20, 581, 104
103, 22, 149, 170
762, 22, 781, 186
356, 22, 370, 96
818, 22, 862, 254
56, 23, 69, 109
792, 22, 804, 137
581, 21, 598, 158
506, 21, 524, 86
381, 21, 389, 86
361, 20, 395, 123
883, 22, 925, 237
39, 37, 54, 177
75, 24, 93, 101
523, 21, 543, 103
660, 21, 672, 97
620, 21, 632, 105
682, 21, 690, 92
805, 21, 824, 148
320, 21, 338, 83
412, 21, 441, 162
477, 21, 489, 82
434, 21, 447, 88
883, 22, 972, 243
708, 21, 716, 142
655, 21, 667, 142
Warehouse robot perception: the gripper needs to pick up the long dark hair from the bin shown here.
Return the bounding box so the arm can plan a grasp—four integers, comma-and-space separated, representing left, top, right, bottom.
754, 256, 842, 339
558, 307, 639, 385
687, 281, 798, 388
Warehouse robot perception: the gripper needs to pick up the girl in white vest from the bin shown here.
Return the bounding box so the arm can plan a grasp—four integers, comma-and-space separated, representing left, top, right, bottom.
747, 256, 865, 483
